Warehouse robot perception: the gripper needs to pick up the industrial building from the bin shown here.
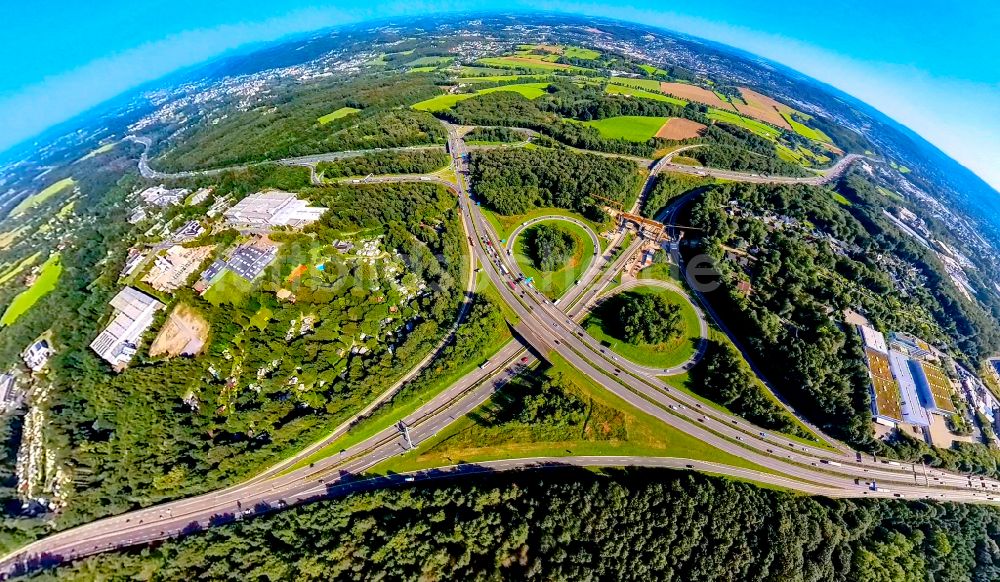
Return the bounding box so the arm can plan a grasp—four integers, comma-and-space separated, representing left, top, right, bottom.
138, 185, 189, 207
889, 331, 932, 358
142, 245, 214, 292
888, 350, 930, 427
170, 220, 205, 242
89, 287, 164, 370
196, 238, 278, 291
223, 191, 327, 230
857, 324, 960, 435
914, 362, 958, 415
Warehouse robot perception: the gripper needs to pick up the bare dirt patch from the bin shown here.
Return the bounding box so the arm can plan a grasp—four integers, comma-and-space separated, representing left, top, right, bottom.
655, 117, 707, 140
150, 303, 209, 358
734, 88, 793, 129
660, 83, 734, 110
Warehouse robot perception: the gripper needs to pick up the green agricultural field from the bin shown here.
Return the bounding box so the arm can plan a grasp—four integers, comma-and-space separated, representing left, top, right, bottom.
513, 219, 595, 300
409, 66, 436, 73
406, 56, 454, 67
0, 252, 41, 286
639, 64, 667, 76
476, 56, 590, 73
583, 116, 668, 142
202, 270, 252, 306
780, 113, 832, 143
412, 93, 474, 112
457, 74, 550, 84
605, 83, 687, 106
584, 284, 700, 369
0, 253, 62, 326
478, 82, 550, 99
831, 192, 853, 206
10, 177, 75, 216
609, 77, 663, 92
562, 46, 601, 60
78, 142, 116, 162
707, 110, 782, 140
412, 83, 550, 112
317, 107, 361, 124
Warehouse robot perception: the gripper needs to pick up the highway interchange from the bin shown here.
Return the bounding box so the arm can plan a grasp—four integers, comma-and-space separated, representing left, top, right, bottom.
0, 125, 989, 576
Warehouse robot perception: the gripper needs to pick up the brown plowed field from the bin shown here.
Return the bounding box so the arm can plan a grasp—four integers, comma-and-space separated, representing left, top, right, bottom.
655, 117, 707, 140
660, 83, 734, 110
736, 87, 793, 129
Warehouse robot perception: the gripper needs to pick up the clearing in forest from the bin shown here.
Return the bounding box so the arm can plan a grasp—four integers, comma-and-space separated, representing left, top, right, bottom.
318, 107, 361, 124
655, 118, 707, 140
150, 303, 209, 358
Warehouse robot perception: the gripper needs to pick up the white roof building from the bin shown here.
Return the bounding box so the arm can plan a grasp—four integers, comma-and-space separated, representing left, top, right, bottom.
223, 191, 327, 229
888, 349, 929, 427
90, 287, 164, 369
858, 324, 888, 354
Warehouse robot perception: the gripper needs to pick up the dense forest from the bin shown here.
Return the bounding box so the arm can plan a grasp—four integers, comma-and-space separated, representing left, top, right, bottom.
468, 148, 640, 219
686, 175, 1000, 473
154, 74, 447, 171
686, 125, 810, 177
23, 468, 1000, 581
315, 149, 449, 178
0, 170, 471, 550
527, 224, 576, 271
612, 291, 681, 345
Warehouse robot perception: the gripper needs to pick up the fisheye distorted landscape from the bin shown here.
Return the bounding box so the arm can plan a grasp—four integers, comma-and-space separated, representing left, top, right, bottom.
1, 6, 1000, 580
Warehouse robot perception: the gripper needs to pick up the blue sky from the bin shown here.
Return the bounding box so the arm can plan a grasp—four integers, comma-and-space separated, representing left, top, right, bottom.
2, 1, 998, 189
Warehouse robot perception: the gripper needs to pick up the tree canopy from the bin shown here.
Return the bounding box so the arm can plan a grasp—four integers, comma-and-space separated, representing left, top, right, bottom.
528, 224, 576, 272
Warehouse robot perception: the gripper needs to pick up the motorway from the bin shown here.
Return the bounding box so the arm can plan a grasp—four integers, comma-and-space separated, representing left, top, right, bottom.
0, 127, 977, 576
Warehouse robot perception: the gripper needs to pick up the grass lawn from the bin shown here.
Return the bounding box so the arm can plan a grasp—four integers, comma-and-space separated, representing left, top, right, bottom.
482, 207, 609, 246
660, 325, 838, 451
413, 83, 550, 112
1, 253, 62, 326
10, 178, 75, 216
609, 77, 663, 92
639, 64, 667, 76
562, 46, 601, 60
406, 56, 454, 67
672, 156, 702, 166
831, 192, 853, 206
0, 252, 41, 286
584, 284, 700, 369
478, 82, 550, 99
202, 270, 252, 306
370, 352, 773, 476
780, 113, 832, 143
457, 74, 551, 83
707, 110, 781, 140
412, 93, 474, 112
317, 106, 361, 124
78, 142, 116, 161
582, 116, 668, 142
605, 83, 686, 106
513, 220, 595, 300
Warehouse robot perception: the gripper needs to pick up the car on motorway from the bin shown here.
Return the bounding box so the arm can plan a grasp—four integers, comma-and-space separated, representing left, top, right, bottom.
520, 356, 529, 364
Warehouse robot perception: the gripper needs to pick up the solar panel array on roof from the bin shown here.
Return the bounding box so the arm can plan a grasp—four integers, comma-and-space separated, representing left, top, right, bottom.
228, 245, 278, 281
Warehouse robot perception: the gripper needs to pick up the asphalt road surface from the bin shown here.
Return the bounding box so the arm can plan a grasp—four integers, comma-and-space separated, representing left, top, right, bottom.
0, 126, 973, 576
